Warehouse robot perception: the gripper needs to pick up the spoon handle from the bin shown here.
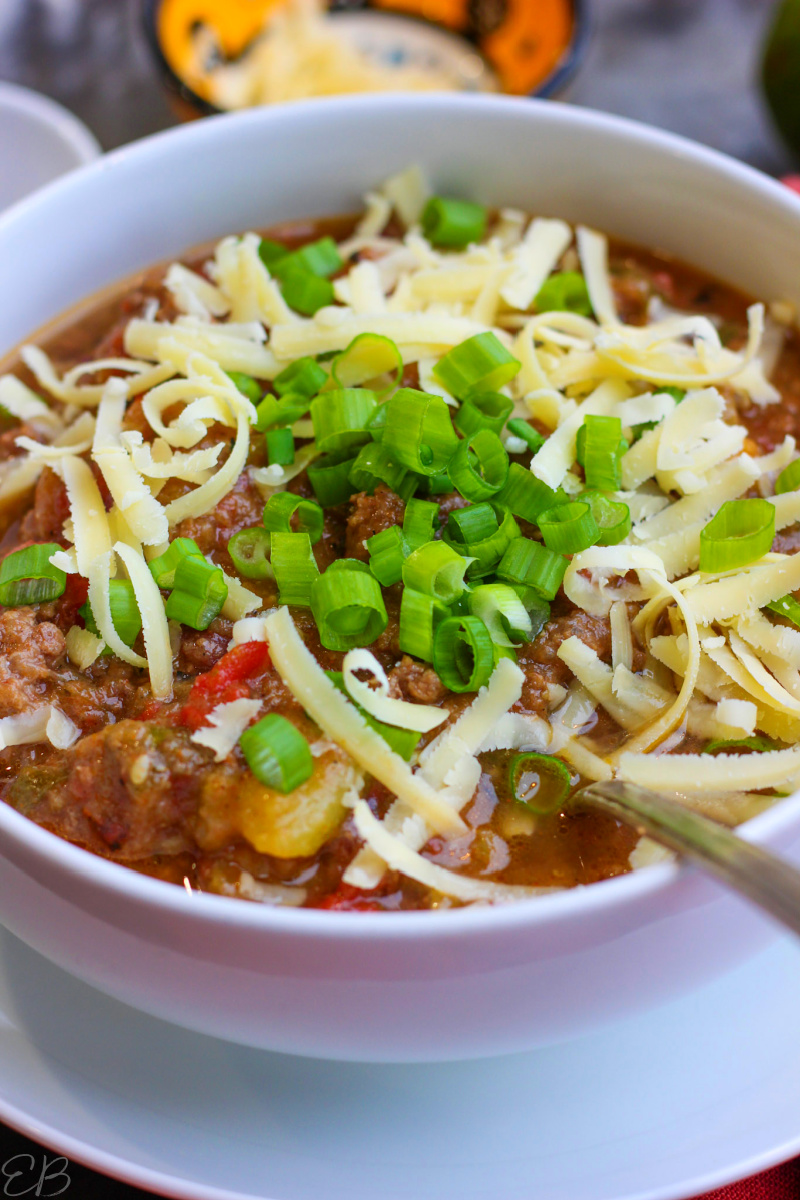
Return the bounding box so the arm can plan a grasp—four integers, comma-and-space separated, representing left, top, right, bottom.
580, 780, 800, 938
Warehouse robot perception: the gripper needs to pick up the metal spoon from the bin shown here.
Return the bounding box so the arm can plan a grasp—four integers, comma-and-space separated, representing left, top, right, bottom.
578, 780, 800, 938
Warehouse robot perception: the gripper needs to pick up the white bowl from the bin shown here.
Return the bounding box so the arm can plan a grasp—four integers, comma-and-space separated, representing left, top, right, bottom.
0, 82, 100, 214
1, 95, 800, 1063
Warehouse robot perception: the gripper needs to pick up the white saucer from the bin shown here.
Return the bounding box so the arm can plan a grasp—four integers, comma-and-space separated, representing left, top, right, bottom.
0, 82, 100, 214
0, 926, 799, 1200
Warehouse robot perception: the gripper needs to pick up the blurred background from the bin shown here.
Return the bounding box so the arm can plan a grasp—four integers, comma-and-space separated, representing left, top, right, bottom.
0, 0, 795, 175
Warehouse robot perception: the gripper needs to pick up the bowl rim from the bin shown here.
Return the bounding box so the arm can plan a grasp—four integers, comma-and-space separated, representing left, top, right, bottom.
2, 91, 800, 939
0, 80, 101, 168
139, 0, 589, 116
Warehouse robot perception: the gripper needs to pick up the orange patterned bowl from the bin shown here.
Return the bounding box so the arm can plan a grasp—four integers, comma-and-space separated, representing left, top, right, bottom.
142, 0, 588, 119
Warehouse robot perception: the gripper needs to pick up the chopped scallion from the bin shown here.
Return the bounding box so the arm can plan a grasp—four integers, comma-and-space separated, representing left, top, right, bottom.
262, 492, 324, 544
699, 499, 775, 573
0, 543, 66, 606
227, 526, 274, 580
270, 531, 320, 606
433, 332, 521, 401
421, 196, 487, 249
433, 614, 494, 693
310, 565, 388, 651
240, 713, 313, 793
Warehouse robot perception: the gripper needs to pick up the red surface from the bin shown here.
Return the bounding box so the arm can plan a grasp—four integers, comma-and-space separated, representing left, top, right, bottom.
700, 1158, 800, 1198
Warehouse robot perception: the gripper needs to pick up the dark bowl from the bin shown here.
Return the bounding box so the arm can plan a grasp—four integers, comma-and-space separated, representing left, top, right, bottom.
142, 0, 590, 121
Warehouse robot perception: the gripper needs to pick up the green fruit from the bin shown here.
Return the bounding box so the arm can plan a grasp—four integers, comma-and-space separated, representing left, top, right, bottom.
763, 0, 800, 156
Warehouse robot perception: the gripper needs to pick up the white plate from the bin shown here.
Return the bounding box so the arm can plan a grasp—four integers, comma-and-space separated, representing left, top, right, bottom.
0, 925, 799, 1200
0, 82, 100, 213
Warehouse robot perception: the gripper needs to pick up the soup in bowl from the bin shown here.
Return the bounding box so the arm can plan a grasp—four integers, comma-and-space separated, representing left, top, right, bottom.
0, 95, 799, 1061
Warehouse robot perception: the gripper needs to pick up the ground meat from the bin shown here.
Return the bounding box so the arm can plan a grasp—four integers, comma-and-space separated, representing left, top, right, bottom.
0, 607, 65, 716
345, 485, 406, 560
18, 467, 69, 545
388, 655, 446, 704
12, 720, 209, 860
515, 609, 614, 718
57, 656, 138, 734
174, 469, 265, 558
178, 619, 233, 675
774, 524, 800, 555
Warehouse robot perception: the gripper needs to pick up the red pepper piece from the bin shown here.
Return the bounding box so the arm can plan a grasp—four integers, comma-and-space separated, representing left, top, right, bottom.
316, 883, 384, 912
178, 641, 271, 730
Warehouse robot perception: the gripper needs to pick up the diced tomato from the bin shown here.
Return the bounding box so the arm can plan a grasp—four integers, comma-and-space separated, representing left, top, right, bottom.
139, 699, 164, 721
56, 572, 89, 627
178, 641, 271, 730
316, 883, 384, 912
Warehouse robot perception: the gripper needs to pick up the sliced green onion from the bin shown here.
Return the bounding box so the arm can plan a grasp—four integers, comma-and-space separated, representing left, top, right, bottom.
326, 670, 420, 760
402, 540, 470, 604
367, 402, 387, 441
80, 578, 142, 648
310, 566, 388, 651
576, 415, 627, 492
497, 537, 568, 600
165, 555, 228, 630
469, 583, 532, 647
398, 588, 448, 662
421, 196, 487, 248
271, 531, 320, 606
766, 594, 800, 627
449, 428, 509, 501
273, 356, 327, 399
331, 333, 402, 392
348, 441, 410, 496
240, 713, 313, 793
416, 470, 452, 496
382, 388, 458, 476
254, 392, 310, 433
270, 236, 342, 282
311, 387, 377, 453
534, 272, 593, 317
492, 643, 518, 667
0, 543, 66, 606
446, 503, 498, 545
581, 490, 632, 546
699, 499, 776, 573
454, 391, 514, 437
227, 527, 274, 580
506, 418, 545, 454
258, 238, 288, 269
366, 526, 408, 586
509, 752, 572, 813
325, 558, 371, 575
445, 504, 520, 578
702, 736, 781, 756
266, 427, 295, 466
507, 583, 550, 639
403, 498, 439, 550
433, 332, 521, 401
279, 265, 334, 316
493, 462, 566, 523
307, 450, 358, 507
433, 615, 494, 693
538, 500, 600, 554
775, 458, 800, 495
226, 371, 262, 406
148, 537, 203, 590
262, 492, 324, 544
